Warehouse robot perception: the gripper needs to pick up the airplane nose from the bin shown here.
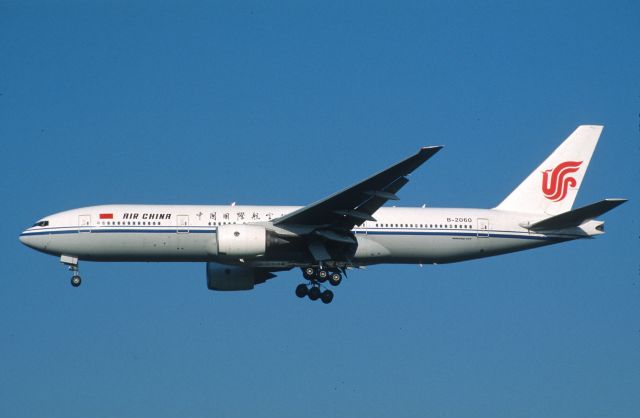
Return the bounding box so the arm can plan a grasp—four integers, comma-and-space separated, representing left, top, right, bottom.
18, 231, 30, 247
19, 230, 41, 250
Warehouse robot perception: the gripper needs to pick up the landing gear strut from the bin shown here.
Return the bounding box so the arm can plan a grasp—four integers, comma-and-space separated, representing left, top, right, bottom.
295, 267, 343, 304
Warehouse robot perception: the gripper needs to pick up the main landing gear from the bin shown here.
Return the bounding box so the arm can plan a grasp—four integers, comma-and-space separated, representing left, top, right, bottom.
295, 267, 343, 304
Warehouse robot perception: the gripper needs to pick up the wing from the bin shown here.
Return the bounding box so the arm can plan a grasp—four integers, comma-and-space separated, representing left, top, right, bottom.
274, 146, 443, 231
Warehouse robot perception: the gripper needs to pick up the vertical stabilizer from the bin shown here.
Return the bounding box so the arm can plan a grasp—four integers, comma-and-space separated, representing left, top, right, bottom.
495, 125, 603, 216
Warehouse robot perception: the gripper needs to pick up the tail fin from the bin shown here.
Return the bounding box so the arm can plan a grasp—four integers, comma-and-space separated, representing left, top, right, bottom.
495, 125, 603, 216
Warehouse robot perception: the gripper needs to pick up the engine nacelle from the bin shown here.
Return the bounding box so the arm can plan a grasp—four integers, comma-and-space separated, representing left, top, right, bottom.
206, 262, 275, 291
217, 224, 266, 258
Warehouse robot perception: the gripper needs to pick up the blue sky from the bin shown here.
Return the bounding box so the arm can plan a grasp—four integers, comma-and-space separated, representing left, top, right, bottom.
1, 1, 638, 416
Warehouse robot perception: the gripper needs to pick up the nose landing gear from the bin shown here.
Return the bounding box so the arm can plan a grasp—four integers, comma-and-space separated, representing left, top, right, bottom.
295, 267, 343, 304
71, 274, 82, 287
61, 255, 82, 288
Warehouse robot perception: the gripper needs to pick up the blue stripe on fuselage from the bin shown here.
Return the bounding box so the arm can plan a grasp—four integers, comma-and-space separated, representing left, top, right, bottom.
20, 227, 580, 241
20, 228, 216, 236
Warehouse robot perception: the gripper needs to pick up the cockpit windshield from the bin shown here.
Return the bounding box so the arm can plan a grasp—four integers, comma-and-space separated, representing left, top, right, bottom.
33, 220, 49, 227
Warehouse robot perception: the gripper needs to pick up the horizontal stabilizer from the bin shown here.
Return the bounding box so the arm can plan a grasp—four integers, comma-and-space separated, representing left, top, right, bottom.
527, 198, 627, 231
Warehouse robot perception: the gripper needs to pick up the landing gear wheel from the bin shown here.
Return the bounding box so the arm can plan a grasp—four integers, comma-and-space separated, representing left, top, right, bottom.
321, 289, 334, 304
71, 275, 82, 287
317, 269, 328, 282
303, 267, 316, 280
329, 272, 342, 286
308, 286, 321, 301
295, 284, 309, 298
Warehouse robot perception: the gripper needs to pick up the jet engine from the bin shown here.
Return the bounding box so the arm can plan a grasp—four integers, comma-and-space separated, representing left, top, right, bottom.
206, 262, 275, 291
215, 224, 290, 258
216, 224, 267, 257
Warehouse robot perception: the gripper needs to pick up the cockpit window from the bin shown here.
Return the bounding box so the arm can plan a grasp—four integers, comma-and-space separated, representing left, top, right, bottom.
33, 220, 49, 227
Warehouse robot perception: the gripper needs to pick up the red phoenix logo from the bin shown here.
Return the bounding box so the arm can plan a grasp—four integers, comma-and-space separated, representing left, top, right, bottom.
541, 161, 583, 202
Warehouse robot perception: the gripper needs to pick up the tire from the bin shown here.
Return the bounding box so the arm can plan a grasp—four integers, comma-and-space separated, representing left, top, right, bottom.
318, 269, 328, 282
71, 275, 81, 287
321, 290, 334, 304
303, 267, 316, 280
329, 272, 342, 286
308, 286, 321, 301
295, 284, 308, 298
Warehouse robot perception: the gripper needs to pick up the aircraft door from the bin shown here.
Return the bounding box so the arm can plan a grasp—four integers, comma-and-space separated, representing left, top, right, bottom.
177, 215, 189, 233
477, 218, 489, 238
354, 223, 368, 235
78, 215, 91, 233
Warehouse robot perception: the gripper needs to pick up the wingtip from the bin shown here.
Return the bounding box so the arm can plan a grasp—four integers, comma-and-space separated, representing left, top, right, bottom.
577, 124, 604, 132
420, 145, 444, 152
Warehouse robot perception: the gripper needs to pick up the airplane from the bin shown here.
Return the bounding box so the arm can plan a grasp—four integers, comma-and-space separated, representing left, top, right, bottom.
19, 125, 626, 304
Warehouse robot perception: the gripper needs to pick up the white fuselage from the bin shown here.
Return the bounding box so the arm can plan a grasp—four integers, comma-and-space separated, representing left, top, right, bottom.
19, 204, 591, 268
